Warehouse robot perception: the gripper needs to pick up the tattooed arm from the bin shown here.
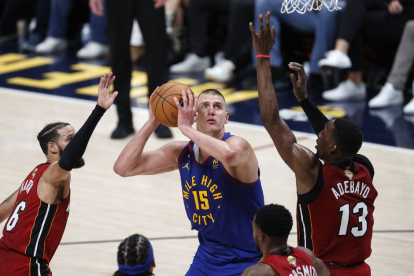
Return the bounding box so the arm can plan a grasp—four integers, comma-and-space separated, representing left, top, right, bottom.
0, 189, 18, 223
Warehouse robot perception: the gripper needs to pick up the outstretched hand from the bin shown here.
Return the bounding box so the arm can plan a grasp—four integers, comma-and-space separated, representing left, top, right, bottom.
249, 11, 276, 56
288, 62, 308, 102
97, 73, 118, 110
174, 90, 197, 129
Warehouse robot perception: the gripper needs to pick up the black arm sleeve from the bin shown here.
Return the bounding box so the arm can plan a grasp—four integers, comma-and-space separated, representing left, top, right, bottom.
299, 97, 330, 135
352, 154, 375, 180
58, 105, 106, 171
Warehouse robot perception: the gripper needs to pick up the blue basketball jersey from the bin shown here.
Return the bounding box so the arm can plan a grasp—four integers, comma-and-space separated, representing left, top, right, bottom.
178, 132, 264, 270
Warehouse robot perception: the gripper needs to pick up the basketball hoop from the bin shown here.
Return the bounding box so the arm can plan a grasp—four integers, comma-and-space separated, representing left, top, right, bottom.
281, 0, 341, 14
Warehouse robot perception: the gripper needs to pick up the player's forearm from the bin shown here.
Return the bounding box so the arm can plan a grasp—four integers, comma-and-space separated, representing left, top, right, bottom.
59, 105, 106, 171
256, 59, 283, 127
180, 126, 241, 165
114, 120, 159, 176
299, 97, 329, 134
0, 190, 18, 223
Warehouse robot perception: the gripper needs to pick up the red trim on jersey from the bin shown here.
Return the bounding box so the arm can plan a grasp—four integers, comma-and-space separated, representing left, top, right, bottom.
25, 199, 42, 255
308, 205, 315, 252
189, 143, 213, 167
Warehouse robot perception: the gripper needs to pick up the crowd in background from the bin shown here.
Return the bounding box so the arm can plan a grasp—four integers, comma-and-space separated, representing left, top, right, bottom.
0, 0, 413, 120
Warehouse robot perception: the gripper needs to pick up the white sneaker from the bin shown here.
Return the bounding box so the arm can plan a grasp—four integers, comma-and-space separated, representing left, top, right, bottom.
170, 53, 210, 73
204, 60, 235, 83
318, 50, 352, 70
35, 36, 67, 54
322, 80, 366, 101
368, 82, 403, 108
403, 98, 414, 115
77, 41, 109, 59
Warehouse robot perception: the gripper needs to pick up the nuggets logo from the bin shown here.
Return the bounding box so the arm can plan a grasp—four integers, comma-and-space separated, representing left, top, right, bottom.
182, 174, 223, 226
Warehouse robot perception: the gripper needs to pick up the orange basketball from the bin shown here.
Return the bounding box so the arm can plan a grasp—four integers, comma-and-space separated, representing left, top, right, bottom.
150, 82, 192, 127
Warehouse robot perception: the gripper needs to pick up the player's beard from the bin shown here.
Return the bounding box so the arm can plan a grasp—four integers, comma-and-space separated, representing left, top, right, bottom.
58, 145, 85, 169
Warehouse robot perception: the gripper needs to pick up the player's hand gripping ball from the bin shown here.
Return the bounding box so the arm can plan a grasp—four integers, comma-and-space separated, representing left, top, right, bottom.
150, 82, 193, 127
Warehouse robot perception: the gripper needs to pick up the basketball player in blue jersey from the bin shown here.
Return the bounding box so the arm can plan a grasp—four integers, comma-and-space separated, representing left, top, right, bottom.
114, 89, 264, 275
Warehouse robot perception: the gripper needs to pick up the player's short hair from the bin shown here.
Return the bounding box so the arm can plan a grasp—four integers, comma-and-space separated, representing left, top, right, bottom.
255, 204, 293, 238
37, 122, 70, 155
199, 89, 226, 104
333, 118, 363, 155
114, 234, 154, 276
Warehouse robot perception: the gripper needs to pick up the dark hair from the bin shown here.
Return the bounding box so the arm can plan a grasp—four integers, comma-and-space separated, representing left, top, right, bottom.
37, 122, 70, 155
199, 89, 226, 103
114, 234, 154, 276
255, 204, 293, 238
333, 118, 363, 155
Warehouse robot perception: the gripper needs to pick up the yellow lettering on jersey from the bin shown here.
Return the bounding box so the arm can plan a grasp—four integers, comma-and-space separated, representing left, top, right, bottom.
183, 190, 189, 200
0, 53, 52, 75
201, 175, 208, 186
185, 181, 194, 192
213, 193, 222, 200
192, 213, 215, 225
212, 159, 218, 165
210, 184, 218, 193
7, 64, 109, 89
192, 176, 197, 186
202, 215, 208, 225
207, 213, 215, 223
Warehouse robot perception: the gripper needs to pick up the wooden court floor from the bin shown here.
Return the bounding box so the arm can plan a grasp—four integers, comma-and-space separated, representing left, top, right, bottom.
0, 88, 413, 275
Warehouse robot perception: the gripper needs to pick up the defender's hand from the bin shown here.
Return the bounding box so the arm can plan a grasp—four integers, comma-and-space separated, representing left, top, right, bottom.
288, 62, 308, 102
249, 11, 276, 56
97, 72, 118, 110
174, 90, 197, 129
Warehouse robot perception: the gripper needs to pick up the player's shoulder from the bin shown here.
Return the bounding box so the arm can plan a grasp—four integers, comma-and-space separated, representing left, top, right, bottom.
242, 263, 277, 276
225, 135, 252, 147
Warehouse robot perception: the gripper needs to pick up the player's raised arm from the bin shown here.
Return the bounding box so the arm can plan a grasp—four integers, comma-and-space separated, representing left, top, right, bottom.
0, 189, 18, 223
250, 12, 318, 187
288, 62, 329, 135
43, 73, 118, 185
174, 90, 254, 168
114, 93, 186, 177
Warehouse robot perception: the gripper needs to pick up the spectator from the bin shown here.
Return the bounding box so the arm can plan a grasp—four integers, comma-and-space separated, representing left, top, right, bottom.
319, 0, 414, 101
90, 0, 173, 139
169, 0, 232, 73
204, 0, 255, 83
36, 0, 109, 60
21, 0, 51, 52
368, 20, 414, 114
251, 0, 345, 95
0, 0, 36, 45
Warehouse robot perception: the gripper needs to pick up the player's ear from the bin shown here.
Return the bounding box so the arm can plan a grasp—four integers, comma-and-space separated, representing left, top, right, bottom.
47, 142, 58, 155
330, 142, 337, 153
224, 112, 229, 124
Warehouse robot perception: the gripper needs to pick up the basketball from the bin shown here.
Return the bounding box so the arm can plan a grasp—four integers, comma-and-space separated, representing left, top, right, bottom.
150, 82, 192, 127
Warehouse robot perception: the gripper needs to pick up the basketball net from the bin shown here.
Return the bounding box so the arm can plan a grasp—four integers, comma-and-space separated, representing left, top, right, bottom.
281, 0, 341, 14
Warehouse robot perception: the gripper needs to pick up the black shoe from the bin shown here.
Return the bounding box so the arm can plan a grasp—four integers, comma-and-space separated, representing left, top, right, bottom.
154, 124, 173, 139
111, 124, 135, 139
307, 73, 323, 99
